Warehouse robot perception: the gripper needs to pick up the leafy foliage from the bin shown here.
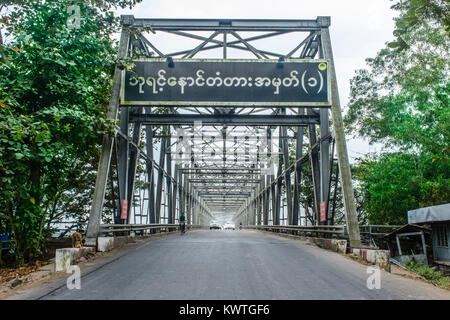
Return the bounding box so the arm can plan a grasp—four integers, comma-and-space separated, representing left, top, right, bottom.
0, 0, 141, 264
390, 0, 449, 41
406, 261, 450, 289
346, 0, 449, 225
352, 152, 449, 224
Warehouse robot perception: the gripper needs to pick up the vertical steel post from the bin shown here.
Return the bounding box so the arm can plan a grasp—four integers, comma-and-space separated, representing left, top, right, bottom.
281, 109, 293, 225
166, 136, 173, 224
172, 164, 179, 223
307, 108, 321, 225
126, 107, 144, 224
85, 23, 131, 245
274, 126, 283, 225
155, 131, 167, 223
113, 139, 121, 224
319, 16, 361, 246
183, 165, 188, 221
179, 165, 184, 218
266, 127, 273, 225
117, 107, 129, 223
293, 109, 305, 225
319, 108, 330, 225
263, 175, 268, 225
145, 115, 156, 224
109, 146, 117, 224
223, 31, 227, 59
254, 197, 258, 225
187, 183, 192, 224
330, 162, 339, 225
257, 184, 262, 225
269, 130, 277, 225
326, 139, 336, 225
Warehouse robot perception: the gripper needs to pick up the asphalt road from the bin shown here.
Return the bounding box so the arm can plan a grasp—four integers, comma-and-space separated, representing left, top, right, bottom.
37, 230, 449, 300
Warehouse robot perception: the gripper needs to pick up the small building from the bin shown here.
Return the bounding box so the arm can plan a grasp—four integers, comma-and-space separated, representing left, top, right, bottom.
384, 224, 431, 265
408, 203, 450, 271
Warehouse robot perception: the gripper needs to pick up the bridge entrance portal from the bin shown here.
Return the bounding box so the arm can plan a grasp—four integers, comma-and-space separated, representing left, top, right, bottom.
85, 16, 361, 247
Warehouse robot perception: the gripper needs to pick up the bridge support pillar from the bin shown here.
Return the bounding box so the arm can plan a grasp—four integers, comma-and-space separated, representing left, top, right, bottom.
85, 27, 131, 246
145, 116, 156, 224
320, 20, 361, 247
292, 112, 304, 226
307, 108, 321, 225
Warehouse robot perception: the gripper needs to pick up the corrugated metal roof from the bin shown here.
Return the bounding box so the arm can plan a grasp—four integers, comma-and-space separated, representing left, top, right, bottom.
408, 203, 450, 224
384, 224, 431, 238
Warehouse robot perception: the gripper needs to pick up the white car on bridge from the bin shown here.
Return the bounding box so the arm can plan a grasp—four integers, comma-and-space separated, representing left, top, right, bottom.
223, 222, 235, 230
209, 222, 222, 230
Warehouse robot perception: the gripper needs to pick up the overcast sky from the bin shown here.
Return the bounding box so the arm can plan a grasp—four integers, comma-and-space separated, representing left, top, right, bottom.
115, 0, 399, 161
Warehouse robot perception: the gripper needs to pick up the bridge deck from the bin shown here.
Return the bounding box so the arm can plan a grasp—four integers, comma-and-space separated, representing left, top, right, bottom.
39, 230, 449, 300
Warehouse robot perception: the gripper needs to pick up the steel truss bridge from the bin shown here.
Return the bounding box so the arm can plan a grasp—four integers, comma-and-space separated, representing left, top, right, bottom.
84, 15, 361, 247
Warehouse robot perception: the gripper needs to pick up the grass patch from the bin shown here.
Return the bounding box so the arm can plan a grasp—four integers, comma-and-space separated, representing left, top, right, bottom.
406, 261, 450, 289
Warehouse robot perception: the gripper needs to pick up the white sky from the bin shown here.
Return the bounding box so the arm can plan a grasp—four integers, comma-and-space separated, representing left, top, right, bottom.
115, 0, 398, 161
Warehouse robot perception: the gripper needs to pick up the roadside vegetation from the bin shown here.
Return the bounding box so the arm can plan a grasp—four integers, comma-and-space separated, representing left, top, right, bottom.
406, 261, 450, 289
0, 0, 142, 265
0, 0, 448, 266
346, 0, 449, 224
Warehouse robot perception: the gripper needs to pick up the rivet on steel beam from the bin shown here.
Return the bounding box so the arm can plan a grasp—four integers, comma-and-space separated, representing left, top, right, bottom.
277, 56, 285, 69
167, 56, 174, 68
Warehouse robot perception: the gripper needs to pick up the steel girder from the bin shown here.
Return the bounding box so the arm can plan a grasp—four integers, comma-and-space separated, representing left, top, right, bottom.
129, 114, 321, 126
86, 15, 361, 248
123, 16, 330, 32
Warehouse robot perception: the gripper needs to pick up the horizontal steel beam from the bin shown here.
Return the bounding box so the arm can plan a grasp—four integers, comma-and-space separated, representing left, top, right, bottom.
123, 16, 331, 31
194, 185, 256, 188
183, 172, 258, 176
204, 200, 246, 203
181, 168, 261, 171
129, 113, 320, 126
198, 193, 251, 196
196, 190, 255, 193
188, 178, 260, 181
189, 180, 261, 183
204, 198, 246, 200
208, 205, 241, 208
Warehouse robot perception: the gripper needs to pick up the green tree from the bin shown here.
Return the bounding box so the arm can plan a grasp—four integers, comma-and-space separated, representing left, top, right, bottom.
345, 0, 449, 224
0, 0, 141, 264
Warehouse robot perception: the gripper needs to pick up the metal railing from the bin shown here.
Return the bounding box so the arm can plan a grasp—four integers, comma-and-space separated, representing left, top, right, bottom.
0, 240, 12, 248
245, 225, 346, 238
0, 239, 12, 264
245, 224, 404, 244
98, 223, 203, 236
359, 225, 403, 247
359, 225, 403, 237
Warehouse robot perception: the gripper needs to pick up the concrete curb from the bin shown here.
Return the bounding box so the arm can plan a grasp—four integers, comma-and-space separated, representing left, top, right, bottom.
251, 230, 348, 254
349, 248, 391, 271
251, 229, 391, 271
55, 247, 95, 272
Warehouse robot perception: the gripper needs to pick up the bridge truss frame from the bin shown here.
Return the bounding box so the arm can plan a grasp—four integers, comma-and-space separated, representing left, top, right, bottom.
85, 15, 361, 247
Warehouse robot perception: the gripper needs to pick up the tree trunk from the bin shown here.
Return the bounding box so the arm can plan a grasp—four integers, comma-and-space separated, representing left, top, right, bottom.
30, 160, 41, 206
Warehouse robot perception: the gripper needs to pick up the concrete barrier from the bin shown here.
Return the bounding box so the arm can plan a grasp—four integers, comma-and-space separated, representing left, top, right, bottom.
253, 229, 392, 271
257, 230, 348, 254
113, 235, 136, 249
55, 247, 95, 272
350, 248, 390, 271
110, 231, 177, 250
97, 237, 114, 252
313, 238, 348, 254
